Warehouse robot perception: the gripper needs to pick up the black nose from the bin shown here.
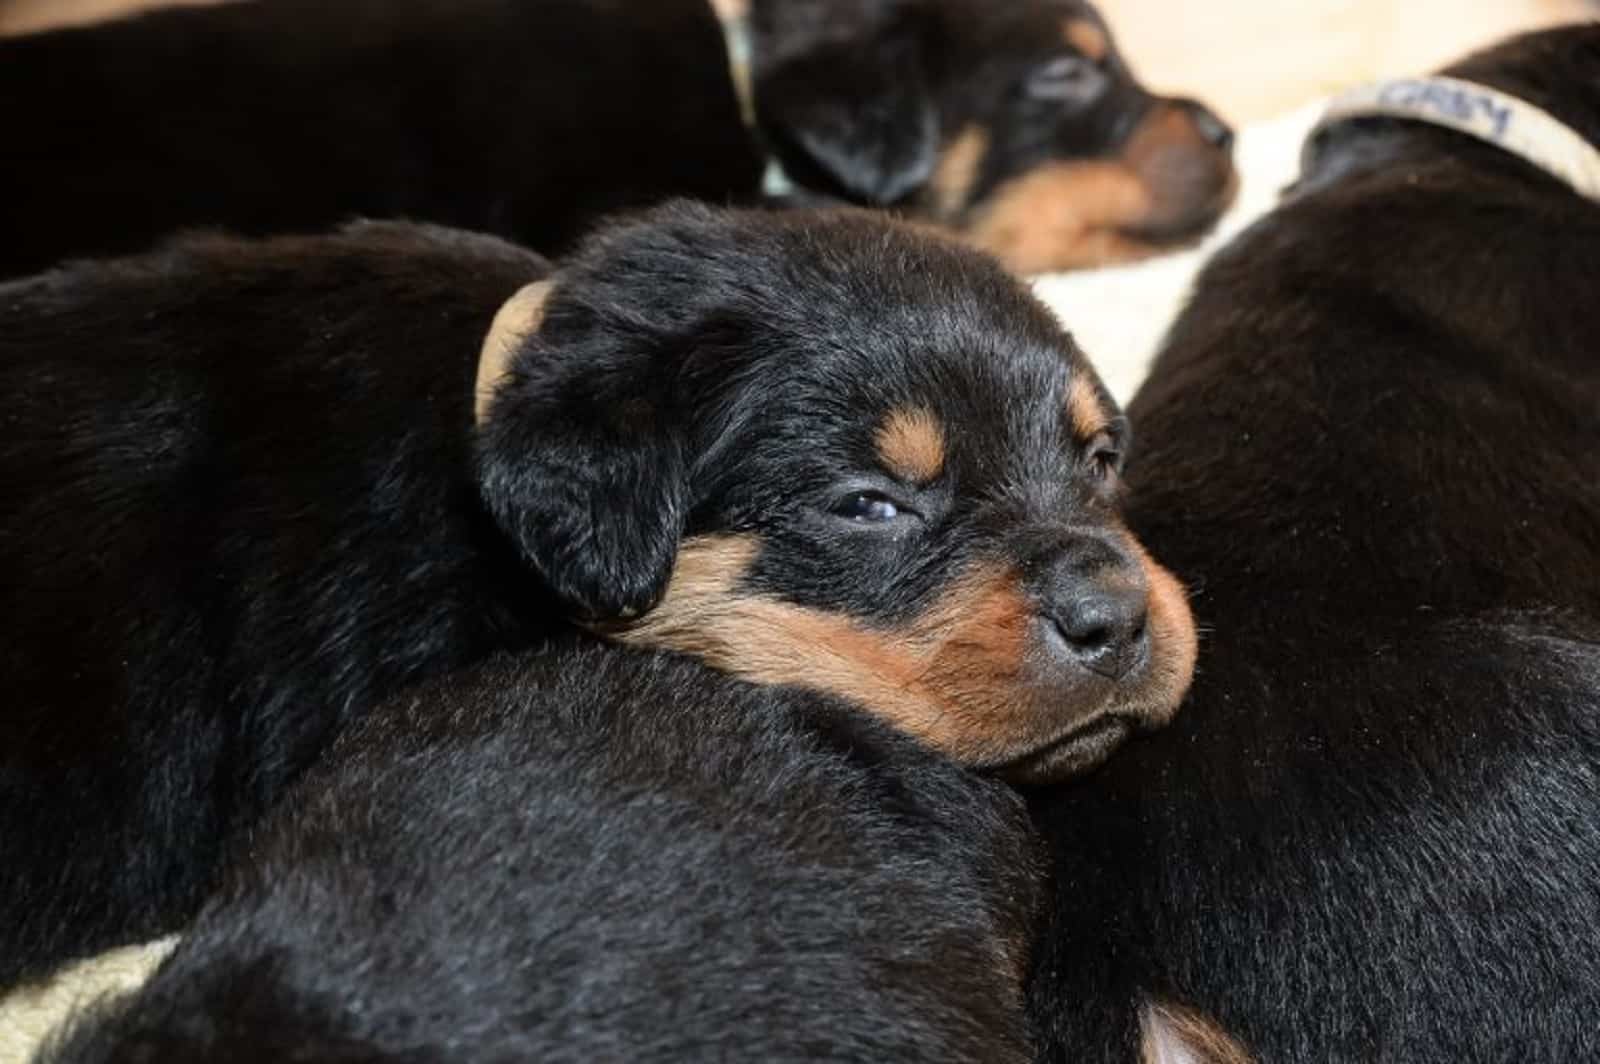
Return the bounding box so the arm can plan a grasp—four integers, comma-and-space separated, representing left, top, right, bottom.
1037, 537, 1150, 680
1049, 581, 1148, 678
1179, 97, 1234, 153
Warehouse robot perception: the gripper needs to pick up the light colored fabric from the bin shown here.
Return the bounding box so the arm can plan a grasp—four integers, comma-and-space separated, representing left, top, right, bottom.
1032, 100, 1323, 404
1310, 76, 1600, 200
0, 938, 176, 1063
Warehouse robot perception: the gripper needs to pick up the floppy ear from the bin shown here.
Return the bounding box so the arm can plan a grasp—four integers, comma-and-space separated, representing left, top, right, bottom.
475, 280, 690, 622
753, 31, 939, 206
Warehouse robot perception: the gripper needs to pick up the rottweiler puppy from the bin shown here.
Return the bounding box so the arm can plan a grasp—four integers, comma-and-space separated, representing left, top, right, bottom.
1025, 26, 1600, 1063
0, 204, 1197, 989
44, 642, 1044, 1061
0, 0, 1235, 279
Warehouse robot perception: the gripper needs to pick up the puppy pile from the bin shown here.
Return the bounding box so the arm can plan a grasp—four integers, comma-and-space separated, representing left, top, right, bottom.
1, 2, 1597, 1062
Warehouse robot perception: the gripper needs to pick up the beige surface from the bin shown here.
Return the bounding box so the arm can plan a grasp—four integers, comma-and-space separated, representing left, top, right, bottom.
1098, 0, 1595, 123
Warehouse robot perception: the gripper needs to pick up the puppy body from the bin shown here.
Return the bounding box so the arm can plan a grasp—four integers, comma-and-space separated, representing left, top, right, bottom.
2, 204, 1195, 988
0, 0, 758, 279
0, 0, 1233, 277
1027, 27, 1600, 1062
43, 642, 1045, 1062
0, 221, 556, 987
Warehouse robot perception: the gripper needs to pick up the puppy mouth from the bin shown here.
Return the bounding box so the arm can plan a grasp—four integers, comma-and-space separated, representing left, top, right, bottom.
995, 715, 1132, 787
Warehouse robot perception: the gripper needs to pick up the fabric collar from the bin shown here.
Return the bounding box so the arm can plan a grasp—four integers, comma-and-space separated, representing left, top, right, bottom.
1306, 75, 1600, 201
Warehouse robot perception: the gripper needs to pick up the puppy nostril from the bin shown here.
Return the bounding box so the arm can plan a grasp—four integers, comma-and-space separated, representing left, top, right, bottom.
1045, 592, 1148, 680
1058, 619, 1113, 654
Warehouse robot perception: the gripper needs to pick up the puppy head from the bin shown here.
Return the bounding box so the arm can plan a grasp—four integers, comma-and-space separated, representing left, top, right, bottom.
477, 203, 1195, 782
748, 0, 1237, 274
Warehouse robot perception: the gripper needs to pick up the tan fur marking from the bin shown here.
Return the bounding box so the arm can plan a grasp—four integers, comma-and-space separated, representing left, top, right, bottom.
475, 280, 554, 426
966, 161, 1156, 274
875, 406, 947, 484
966, 97, 1237, 274
604, 536, 1044, 765
1141, 1001, 1255, 1064
1064, 18, 1109, 62
1068, 376, 1109, 441
604, 528, 1192, 766
1110, 537, 1198, 730
927, 125, 991, 220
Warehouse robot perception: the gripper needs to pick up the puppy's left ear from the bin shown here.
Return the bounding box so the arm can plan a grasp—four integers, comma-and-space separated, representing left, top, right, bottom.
475, 280, 689, 622
753, 22, 939, 206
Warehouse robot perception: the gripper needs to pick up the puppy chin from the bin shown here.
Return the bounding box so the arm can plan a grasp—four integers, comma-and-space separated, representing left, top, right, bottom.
995, 715, 1133, 787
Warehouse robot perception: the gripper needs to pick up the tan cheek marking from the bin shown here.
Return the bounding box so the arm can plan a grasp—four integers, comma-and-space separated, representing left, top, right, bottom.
605, 538, 1043, 765
476, 280, 554, 426
1109, 537, 1198, 730
1141, 1001, 1255, 1064
1063, 18, 1109, 63
964, 161, 1156, 274
1067, 375, 1109, 442
926, 125, 991, 221
966, 97, 1240, 274
875, 406, 947, 484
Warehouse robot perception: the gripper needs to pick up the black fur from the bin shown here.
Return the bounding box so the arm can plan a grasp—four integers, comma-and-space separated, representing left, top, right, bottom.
1026, 26, 1600, 1062
0, 0, 758, 278
43, 641, 1045, 1062
2, 204, 1182, 989
0, 0, 1233, 278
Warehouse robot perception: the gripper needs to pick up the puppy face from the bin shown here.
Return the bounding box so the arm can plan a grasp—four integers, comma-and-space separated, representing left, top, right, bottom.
478, 204, 1195, 782
750, 0, 1237, 274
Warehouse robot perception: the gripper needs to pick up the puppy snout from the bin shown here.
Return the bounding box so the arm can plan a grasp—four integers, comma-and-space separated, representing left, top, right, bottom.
1047, 579, 1148, 679
1035, 536, 1150, 680
1177, 97, 1234, 153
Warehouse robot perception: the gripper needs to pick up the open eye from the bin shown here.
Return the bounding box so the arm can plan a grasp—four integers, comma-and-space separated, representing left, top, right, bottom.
1026, 55, 1105, 102
1086, 430, 1124, 481
832, 491, 908, 524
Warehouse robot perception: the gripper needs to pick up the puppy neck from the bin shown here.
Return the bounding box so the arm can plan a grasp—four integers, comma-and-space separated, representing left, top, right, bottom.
476, 280, 554, 426
1303, 76, 1600, 202
717, 7, 799, 200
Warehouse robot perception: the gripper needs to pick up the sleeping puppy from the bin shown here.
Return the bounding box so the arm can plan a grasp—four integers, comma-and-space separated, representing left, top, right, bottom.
43, 642, 1045, 1061
1025, 25, 1600, 1063
0, 204, 1197, 990
0, 0, 1235, 279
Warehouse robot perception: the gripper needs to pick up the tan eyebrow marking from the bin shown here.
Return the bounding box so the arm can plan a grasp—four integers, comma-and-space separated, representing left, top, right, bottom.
875, 406, 947, 483
1067, 374, 1110, 441
1064, 18, 1109, 62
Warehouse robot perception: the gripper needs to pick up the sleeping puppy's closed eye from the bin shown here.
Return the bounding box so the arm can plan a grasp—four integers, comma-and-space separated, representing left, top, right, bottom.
0, 202, 1195, 990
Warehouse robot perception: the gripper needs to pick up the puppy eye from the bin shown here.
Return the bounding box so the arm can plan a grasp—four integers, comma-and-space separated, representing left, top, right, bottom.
833, 491, 905, 523
1086, 432, 1124, 480
1027, 55, 1104, 101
